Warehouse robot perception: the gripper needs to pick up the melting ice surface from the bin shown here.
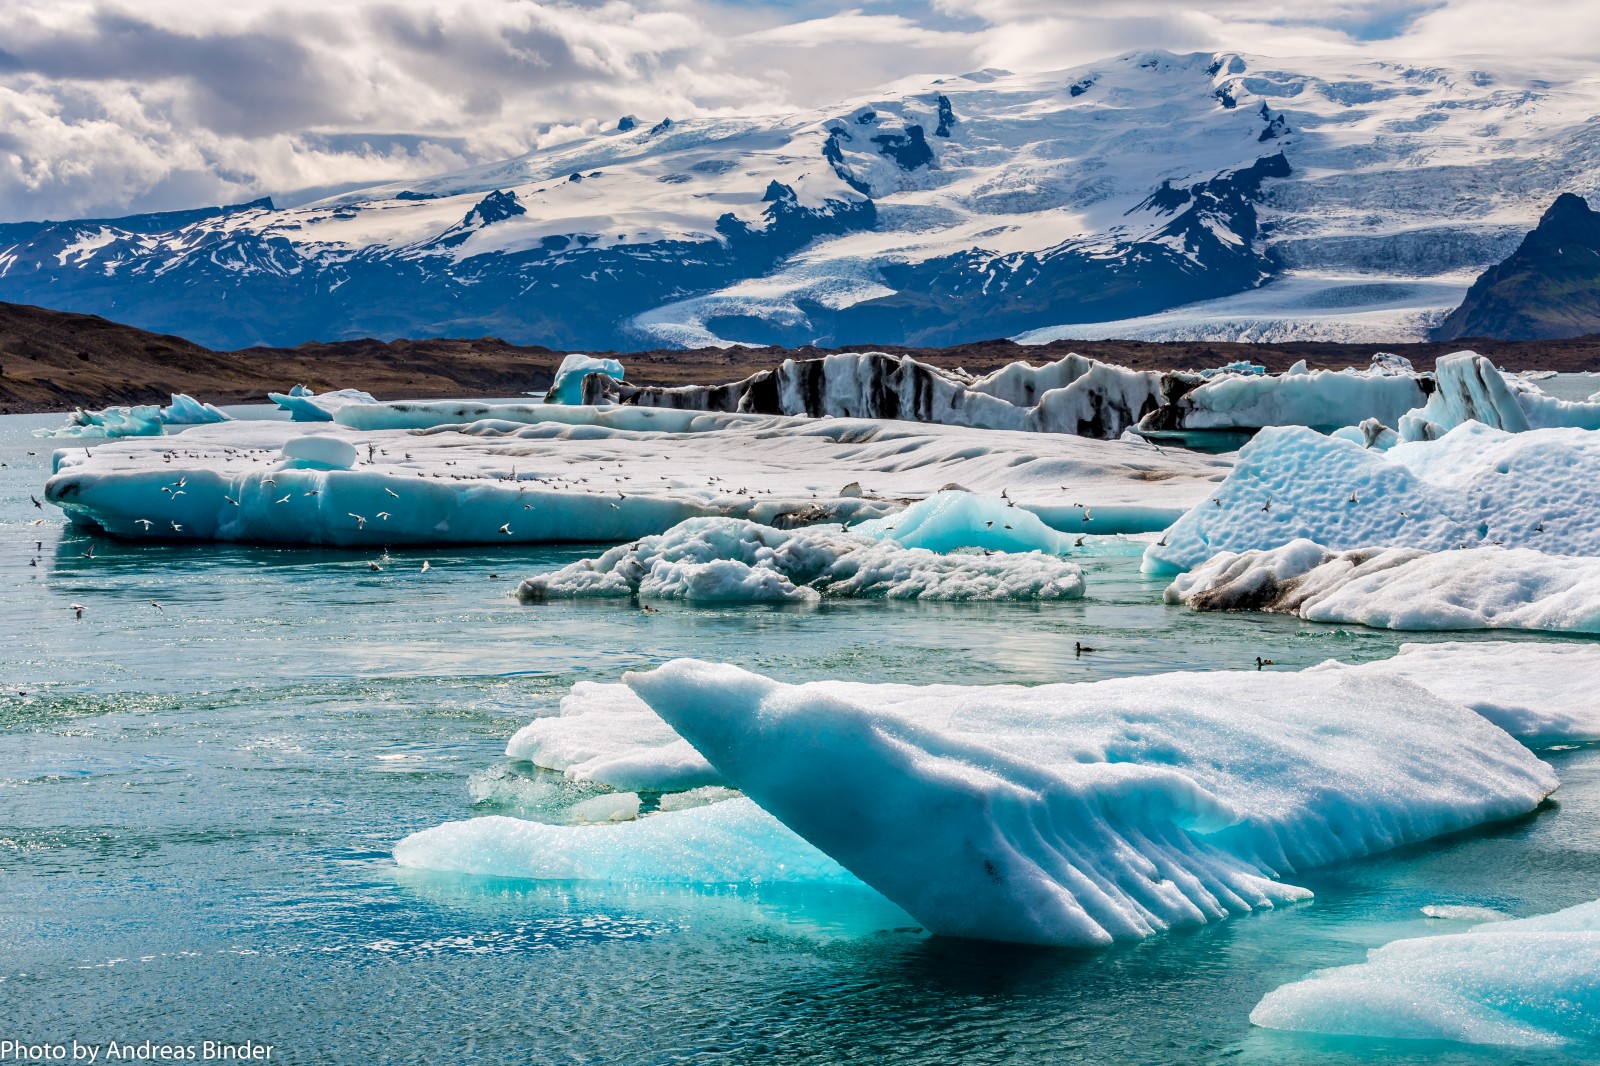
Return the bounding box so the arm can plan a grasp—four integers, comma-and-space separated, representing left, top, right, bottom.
8, 408, 1600, 1063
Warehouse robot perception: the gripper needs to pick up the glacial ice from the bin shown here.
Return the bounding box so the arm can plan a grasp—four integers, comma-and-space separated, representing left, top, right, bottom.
1167, 539, 1600, 635
1140, 356, 1428, 433
1399, 351, 1600, 442
611, 659, 1554, 946
394, 796, 857, 885
1143, 421, 1600, 573
519, 513, 1084, 605
1251, 898, 1600, 1047
46, 413, 1228, 545
267, 385, 379, 422
33, 393, 231, 439
850, 490, 1075, 554
582, 351, 1188, 440
280, 435, 359, 470
546, 353, 625, 405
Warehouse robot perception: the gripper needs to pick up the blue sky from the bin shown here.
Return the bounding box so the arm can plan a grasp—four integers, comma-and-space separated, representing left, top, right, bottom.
0, 0, 1585, 222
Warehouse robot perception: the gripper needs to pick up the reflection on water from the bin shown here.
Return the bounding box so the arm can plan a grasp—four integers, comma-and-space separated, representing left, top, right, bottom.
2, 411, 1598, 1064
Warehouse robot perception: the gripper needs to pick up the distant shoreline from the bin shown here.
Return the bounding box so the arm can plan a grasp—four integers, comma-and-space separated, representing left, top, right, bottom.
5, 299, 1600, 416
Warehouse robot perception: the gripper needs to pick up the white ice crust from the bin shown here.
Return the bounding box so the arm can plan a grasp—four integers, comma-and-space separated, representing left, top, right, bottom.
1251, 897, 1600, 1047
531, 659, 1555, 947
1144, 421, 1600, 574
1167, 539, 1600, 635
46, 410, 1229, 545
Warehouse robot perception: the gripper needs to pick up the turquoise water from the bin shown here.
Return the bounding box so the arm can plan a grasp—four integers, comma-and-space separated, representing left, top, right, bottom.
4, 410, 1598, 1064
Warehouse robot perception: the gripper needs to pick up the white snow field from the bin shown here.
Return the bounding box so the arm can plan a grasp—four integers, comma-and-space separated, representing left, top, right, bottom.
1400, 351, 1600, 442
517, 510, 1085, 605
1142, 421, 1600, 574
402, 658, 1559, 947
1306, 643, 1600, 746
1166, 539, 1600, 635
1251, 898, 1600, 1047
44, 411, 1228, 546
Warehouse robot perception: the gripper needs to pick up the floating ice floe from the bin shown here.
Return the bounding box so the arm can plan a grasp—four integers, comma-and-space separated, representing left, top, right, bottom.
33, 393, 232, 439
1136, 354, 1428, 434
582, 351, 1191, 440
1143, 420, 1600, 574
411, 658, 1555, 947
1251, 898, 1600, 1047
1398, 351, 1600, 442
45, 411, 1228, 545
1166, 539, 1600, 636
267, 384, 380, 422
545, 354, 626, 405
516, 496, 1084, 605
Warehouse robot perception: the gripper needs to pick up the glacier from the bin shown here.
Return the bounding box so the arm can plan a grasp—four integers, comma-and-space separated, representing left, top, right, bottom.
516, 509, 1085, 605
416, 657, 1560, 947
44, 411, 1229, 545
1143, 421, 1600, 574
1251, 898, 1600, 1047
1166, 539, 1600, 635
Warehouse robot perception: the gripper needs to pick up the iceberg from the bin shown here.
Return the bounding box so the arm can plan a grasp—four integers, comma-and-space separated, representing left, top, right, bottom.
1166, 539, 1600, 635
32, 393, 233, 439
546, 354, 626, 405
159, 393, 232, 425
45, 411, 1229, 545
1143, 420, 1600, 574
1399, 351, 1600, 442
267, 385, 380, 422
614, 659, 1554, 947
582, 351, 1191, 440
517, 508, 1084, 605
1251, 898, 1600, 1047
395, 795, 857, 885
850, 490, 1075, 554
1138, 355, 1428, 434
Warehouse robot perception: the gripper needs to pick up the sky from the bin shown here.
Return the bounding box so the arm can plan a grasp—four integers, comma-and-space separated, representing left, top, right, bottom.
0, 0, 1591, 223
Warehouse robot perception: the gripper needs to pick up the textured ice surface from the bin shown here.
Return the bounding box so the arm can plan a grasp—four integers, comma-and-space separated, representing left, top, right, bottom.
517, 506, 1084, 605
46, 412, 1227, 545
547, 354, 625, 406
160, 393, 232, 425
1144, 421, 1600, 573
1310, 642, 1600, 746
1400, 352, 1600, 442
1167, 539, 1600, 635
850, 490, 1075, 554
1251, 898, 1600, 1047
267, 386, 379, 422
395, 796, 856, 885
1145, 357, 1427, 432
33, 393, 230, 439
618, 659, 1554, 946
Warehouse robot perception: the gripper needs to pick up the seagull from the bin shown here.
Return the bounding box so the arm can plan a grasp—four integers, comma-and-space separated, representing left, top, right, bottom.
31, 495, 41, 509
135, 519, 153, 530
368, 561, 383, 572
275, 494, 291, 504
303, 490, 319, 497
349, 513, 367, 529
420, 561, 431, 573
224, 495, 239, 506
985, 521, 994, 529
1260, 500, 1271, 513
81, 545, 94, 559
1348, 492, 1359, 504
498, 523, 512, 535
385, 487, 399, 498
171, 522, 183, 532
151, 602, 163, 613
69, 603, 86, 619
377, 512, 391, 521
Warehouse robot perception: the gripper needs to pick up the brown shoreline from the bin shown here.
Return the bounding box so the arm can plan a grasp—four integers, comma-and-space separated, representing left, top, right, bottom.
5, 299, 1600, 416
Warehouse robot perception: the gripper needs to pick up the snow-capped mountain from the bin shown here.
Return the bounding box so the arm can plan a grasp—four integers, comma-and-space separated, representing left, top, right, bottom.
2, 49, 1599, 350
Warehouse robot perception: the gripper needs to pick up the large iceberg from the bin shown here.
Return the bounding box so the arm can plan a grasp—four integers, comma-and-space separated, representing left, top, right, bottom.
1166, 539, 1600, 635
1136, 355, 1429, 434
546, 354, 625, 406
582, 351, 1191, 440
45, 411, 1229, 545
1251, 898, 1600, 1047
159, 393, 232, 425
267, 385, 380, 422
517, 512, 1084, 605
1399, 351, 1600, 442
1143, 421, 1600, 574
587, 660, 1554, 947
33, 393, 232, 439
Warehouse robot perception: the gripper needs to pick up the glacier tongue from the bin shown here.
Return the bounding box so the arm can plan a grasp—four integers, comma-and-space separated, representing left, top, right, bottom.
618, 659, 1555, 947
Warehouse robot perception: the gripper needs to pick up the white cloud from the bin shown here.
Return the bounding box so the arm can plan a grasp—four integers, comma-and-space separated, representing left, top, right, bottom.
0, 0, 1589, 223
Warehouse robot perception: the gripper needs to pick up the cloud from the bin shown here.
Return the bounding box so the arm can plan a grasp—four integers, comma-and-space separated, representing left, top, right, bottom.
0, 0, 1589, 223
